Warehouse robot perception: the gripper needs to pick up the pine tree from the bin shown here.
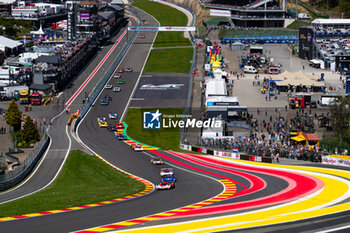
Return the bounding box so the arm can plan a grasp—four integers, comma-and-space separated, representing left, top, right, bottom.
330, 95, 350, 145
22, 116, 39, 143
5, 99, 22, 131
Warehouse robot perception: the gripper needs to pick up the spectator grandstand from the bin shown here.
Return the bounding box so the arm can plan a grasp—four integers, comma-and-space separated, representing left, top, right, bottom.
299, 19, 350, 73
199, 0, 288, 27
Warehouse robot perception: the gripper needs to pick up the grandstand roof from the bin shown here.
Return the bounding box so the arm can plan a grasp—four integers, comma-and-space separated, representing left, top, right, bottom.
312, 19, 350, 25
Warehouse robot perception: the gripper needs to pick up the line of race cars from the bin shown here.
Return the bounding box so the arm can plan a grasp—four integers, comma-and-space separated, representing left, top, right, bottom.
104, 67, 133, 92
97, 115, 145, 152
152, 162, 176, 190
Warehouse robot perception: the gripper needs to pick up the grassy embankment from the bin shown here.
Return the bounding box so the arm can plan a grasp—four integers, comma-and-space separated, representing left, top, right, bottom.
0, 150, 145, 217
133, 0, 192, 48
125, 108, 184, 151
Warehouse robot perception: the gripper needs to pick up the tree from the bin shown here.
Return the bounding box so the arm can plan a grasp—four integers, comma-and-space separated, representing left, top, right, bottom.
5, 99, 22, 131
339, 1, 350, 18
329, 96, 350, 144
22, 116, 39, 143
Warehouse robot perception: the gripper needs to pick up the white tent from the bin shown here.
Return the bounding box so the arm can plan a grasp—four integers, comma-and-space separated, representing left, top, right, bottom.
30, 24, 45, 36
0, 36, 22, 50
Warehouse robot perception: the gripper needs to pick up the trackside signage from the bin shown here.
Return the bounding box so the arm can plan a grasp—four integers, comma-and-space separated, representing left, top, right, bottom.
210, 9, 231, 17
128, 26, 196, 32
143, 110, 222, 129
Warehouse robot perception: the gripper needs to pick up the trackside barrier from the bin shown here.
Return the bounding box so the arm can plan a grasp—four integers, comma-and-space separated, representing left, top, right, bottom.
0, 131, 50, 191
73, 19, 140, 132
180, 143, 272, 163
322, 156, 350, 167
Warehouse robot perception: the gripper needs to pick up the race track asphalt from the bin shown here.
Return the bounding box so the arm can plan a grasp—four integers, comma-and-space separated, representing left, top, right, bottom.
0, 24, 131, 204
2, 5, 350, 233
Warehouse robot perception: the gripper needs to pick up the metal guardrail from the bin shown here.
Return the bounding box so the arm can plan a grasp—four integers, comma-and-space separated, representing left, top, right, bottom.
74, 16, 141, 131
0, 18, 139, 191
164, 1, 197, 144
0, 130, 50, 191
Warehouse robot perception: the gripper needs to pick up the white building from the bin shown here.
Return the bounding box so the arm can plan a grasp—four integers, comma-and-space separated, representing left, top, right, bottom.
312, 19, 350, 29
202, 120, 224, 138
205, 78, 227, 99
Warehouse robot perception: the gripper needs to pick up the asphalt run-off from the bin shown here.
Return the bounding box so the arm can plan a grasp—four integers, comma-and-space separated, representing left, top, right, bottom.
65, 29, 128, 107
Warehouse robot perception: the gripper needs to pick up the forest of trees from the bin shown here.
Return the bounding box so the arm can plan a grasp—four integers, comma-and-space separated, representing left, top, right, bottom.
308, 0, 350, 18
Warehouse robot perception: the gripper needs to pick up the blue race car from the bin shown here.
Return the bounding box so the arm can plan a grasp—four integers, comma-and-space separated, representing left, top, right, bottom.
115, 132, 127, 140
161, 174, 176, 183
100, 99, 109, 105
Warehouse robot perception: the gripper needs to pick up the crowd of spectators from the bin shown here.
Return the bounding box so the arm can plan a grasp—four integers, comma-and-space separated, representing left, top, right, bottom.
52, 38, 90, 63
199, 0, 282, 10
199, 107, 331, 162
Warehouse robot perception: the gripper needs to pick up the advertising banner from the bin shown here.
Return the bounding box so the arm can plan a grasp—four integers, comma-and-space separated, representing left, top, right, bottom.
180, 144, 192, 151
80, 12, 90, 19
210, 9, 231, 17
128, 26, 159, 31
128, 26, 196, 31
158, 26, 196, 31
322, 156, 350, 167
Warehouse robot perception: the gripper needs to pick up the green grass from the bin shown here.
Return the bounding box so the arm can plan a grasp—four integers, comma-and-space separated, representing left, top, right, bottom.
198, 25, 207, 38
205, 17, 233, 26
0, 150, 145, 217
133, 0, 191, 47
144, 48, 193, 73
154, 32, 192, 47
287, 20, 312, 30
125, 108, 184, 151
133, 0, 187, 25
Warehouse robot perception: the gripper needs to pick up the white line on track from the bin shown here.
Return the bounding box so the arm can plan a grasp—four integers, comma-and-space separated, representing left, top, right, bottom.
73, 150, 226, 233
113, 155, 350, 233
65, 29, 128, 106
119, 6, 159, 121
0, 26, 131, 203
0, 106, 67, 199
0, 125, 72, 204
316, 225, 350, 233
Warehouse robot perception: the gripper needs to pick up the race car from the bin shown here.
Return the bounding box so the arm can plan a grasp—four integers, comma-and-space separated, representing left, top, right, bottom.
109, 113, 118, 119
125, 68, 133, 72
114, 74, 121, 79
97, 116, 107, 122
100, 99, 109, 105
115, 133, 127, 140
131, 144, 144, 152
117, 80, 125, 84
160, 168, 173, 177
151, 156, 164, 165
156, 181, 175, 190
139, 35, 145, 39
107, 125, 117, 131
113, 86, 121, 92
117, 68, 124, 73
115, 122, 125, 129
105, 84, 113, 89
104, 95, 112, 101
98, 121, 108, 128
162, 174, 176, 183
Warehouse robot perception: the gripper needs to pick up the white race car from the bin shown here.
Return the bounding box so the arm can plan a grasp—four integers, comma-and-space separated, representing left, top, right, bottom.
160, 168, 173, 176
97, 116, 107, 122
109, 113, 118, 119
156, 181, 175, 190
132, 144, 144, 152
151, 157, 164, 165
